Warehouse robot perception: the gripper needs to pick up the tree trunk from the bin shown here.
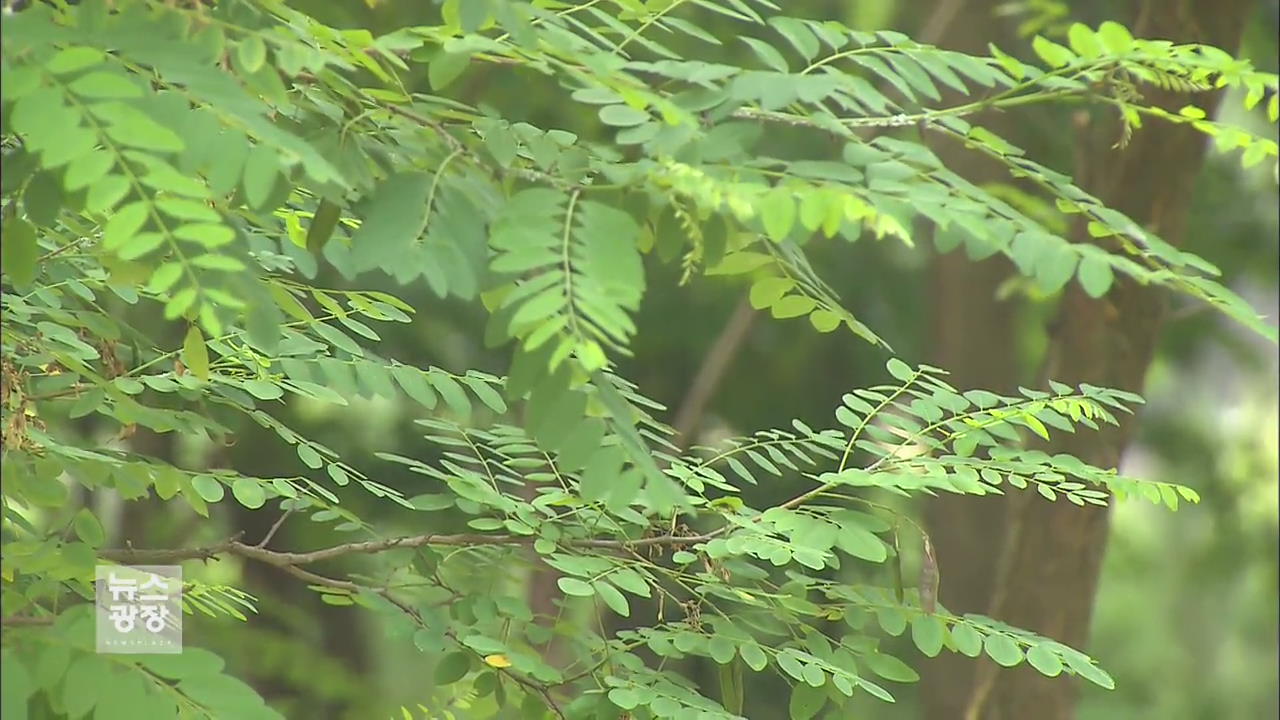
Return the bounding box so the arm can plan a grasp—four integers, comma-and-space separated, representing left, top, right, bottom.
933, 2, 1251, 719
919, 3, 1027, 717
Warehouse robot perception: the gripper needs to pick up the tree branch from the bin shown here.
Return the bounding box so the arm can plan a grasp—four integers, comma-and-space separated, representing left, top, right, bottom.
1, 615, 56, 627
97, 530, 717, 567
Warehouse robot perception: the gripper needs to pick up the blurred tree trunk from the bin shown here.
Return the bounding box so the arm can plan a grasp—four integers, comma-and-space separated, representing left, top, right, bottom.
919, 2, 1026, 717
923, 1, 1250, 719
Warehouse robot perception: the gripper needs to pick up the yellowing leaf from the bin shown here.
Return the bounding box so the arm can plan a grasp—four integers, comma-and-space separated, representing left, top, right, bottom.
1032, 35, 1075, 69
482, 654, 511, 668
1023, 413, 1050, 441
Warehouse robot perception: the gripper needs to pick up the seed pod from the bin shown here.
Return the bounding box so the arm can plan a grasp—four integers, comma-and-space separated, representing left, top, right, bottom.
891, 528, 905, 605
919, 533, 939, 615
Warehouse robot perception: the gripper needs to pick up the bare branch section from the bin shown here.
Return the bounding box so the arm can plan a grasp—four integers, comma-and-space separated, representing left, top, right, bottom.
0, 616, 55, 627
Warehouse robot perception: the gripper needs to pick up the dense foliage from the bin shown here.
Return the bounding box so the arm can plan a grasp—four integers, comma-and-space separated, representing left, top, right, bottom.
1, 1, 1275, 718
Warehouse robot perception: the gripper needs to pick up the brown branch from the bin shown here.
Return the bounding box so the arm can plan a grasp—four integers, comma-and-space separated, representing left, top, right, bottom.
1, 615, 55, 627
377, 102, 573, 189
97, 530, 716, 567
36, 236, 91, 262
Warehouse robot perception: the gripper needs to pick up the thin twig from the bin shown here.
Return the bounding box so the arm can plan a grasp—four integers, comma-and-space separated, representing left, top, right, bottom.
37, 236, 91, 262
97, 530, 717, 567
271, 563, 568, 718
255, 510, 292, 549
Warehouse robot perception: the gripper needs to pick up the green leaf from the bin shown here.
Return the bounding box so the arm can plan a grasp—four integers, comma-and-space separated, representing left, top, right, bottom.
1035, 244, 1078, 294
67, 71, 142, 99
62, 654, 107, 717
1077, 256, 1114, 298
73, 508, 105, 547
593, 581, 631, 616
739, 642, 768, 671
349, 172, 433, 272
886, 358, 914, 382
1026, 643, 1064, 677
580, 445, 624, 503
86, 175, 130, 213
243, 379, 283, 400
182, 325, 210, 380
740, 37, 789, 72
429, 52, 471, 90
983, 634, 1024, 667
47, 46, 105, 74
138, 649, 225, 680
1, 217, 38, 286
590, 372, 683, 511
178, 673, 266, 715
1062, 651, 1115, 689
1096, 21, 1134, 53
231, 478, 266, 509
314, 323, 363, 356
65, 150, 116, 191
191, 254, 245, 272
191, 476, 225, 503
116, 232, 164, 261
157, 198, 219, 222
769, 17, 820, 61
835, 524, 887, 562
175, 224, 235, 248
864, 652, 918, 682
788, 681, 826, 720
553, 418, 606, 474
242, 145, 280, 211
392, 365, 438, 408
34, 644, 70, 691
599, 104, 651, 127
297, 444, 324, 469
761, 187, 796, 241
237, 37, 268, 74
951, 623, 983, 657
461, 376, 506, 413
770, 295, 817, 319
1031, 36, 1075, 68
1022, 414, 1050, 441
1066, 24, 1102, 58
456, 0, 490, 31
306, 200, 342, 253
95, 104, 184, 152
428, 373, 471, 417
435, 652, 472, 685
808, 309, 843, 333
93, 665, 150, 720
0, 652, 32, 720
557, 577, 595, 597
102, 201, 150, 251
607, 688, 641, 710
910, 615, 945, 657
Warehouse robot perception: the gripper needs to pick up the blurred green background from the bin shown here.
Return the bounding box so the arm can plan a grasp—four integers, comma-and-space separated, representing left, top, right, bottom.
110, 0, 1277, 717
